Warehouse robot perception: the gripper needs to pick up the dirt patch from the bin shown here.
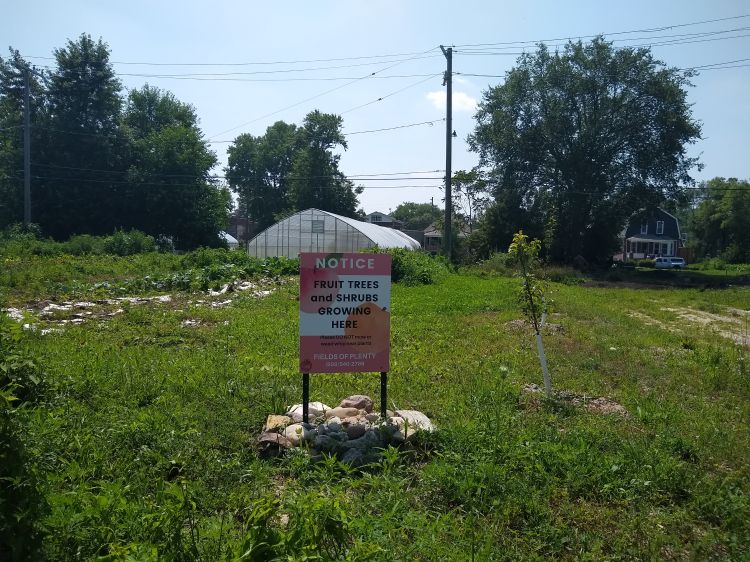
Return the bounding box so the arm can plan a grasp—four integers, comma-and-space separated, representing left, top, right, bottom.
627, 311, 681, 332
504, 319, 563, 334
662, 307, 750, 347
522, 383, 629, 417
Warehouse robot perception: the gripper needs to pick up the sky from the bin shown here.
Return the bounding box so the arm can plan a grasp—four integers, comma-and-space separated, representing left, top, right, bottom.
3, 0, 749, 215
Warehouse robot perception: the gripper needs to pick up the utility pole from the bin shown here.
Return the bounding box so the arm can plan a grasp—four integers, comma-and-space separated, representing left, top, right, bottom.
440, 45, 453, 261
23, 67, 31, 226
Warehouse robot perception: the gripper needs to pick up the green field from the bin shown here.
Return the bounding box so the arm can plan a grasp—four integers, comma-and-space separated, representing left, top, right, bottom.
2, 253, 749, 560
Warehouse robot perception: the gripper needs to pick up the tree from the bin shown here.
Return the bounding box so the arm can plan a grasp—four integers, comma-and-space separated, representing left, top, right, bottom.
688, 177, 750, 263
469, 38, 702, 264
0, 37, 230, 247
391, 202, 442, 230
123, 85, 228, 248
226, 121, 297, 230
32, 34, 128, 238
0, 50, 46, 228
288, 110, 361, 217
451, 169, 490, 231
226, 110, 362, 227
508, 231, 552, 396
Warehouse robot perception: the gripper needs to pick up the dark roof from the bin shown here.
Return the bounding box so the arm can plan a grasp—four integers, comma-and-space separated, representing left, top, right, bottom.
624, 208, 680, 240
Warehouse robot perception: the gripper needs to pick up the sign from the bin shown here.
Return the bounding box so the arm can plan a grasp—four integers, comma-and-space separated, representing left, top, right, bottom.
299, 252, 391, 373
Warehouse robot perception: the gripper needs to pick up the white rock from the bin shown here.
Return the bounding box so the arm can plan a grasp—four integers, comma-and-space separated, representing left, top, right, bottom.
283, 423, 312, 446
394, 410, 435, 433
286, 402, 331, 421
5, 308, 25, 321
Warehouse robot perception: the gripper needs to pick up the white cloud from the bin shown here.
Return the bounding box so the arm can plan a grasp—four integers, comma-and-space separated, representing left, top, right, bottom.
426, 90, 477, 112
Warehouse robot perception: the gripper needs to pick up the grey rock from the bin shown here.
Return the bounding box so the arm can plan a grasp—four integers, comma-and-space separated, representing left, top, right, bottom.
341, 448, 365, 465
314, 434, 345, 453
365, 413, 380, 423
344, 422, 367, 440
344, 429, 383, 452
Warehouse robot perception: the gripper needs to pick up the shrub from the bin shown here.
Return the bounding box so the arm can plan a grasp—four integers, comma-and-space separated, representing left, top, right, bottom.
0, 317, 47, 560
542, 265, 586, 285
635, 259, 656, 268
102, 230, 157, 256
64, 234, 104, 255
373, 248, 449, 285
477, 252, 516, 276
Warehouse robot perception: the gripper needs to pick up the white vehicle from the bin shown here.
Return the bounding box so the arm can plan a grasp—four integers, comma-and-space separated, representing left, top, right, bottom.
655, 256, 685, 269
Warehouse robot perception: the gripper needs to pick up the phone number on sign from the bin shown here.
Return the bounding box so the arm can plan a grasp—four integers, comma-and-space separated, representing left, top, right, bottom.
325, 361, 365, 368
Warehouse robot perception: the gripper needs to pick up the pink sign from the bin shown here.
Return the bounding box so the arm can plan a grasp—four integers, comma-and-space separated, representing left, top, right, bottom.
299, 253, 391, 373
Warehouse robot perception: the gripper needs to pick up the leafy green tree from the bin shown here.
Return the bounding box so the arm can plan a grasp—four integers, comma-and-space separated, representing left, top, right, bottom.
688, 177, 750, 263
226, 111, 362, 226
0, 36, 229, 248
123, 85, 228, 248
31, 34, 128, 238
470, 38, 701, 264
226, 121, 298, 230
508, 231, 552, 395
391, 202, 442, 230
451, 169, 489, 231
288, 110, 361, 217
0, 50, 46, 228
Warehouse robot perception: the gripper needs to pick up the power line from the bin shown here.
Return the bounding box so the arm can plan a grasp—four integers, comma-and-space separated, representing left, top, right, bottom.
453, 26, 750, 52
114, 73, 441, 83
29, 162, 445, 181
340, 74, 440, 115
21, 173, 443, 189
455, 57, 750, 79
21, 49, 439, 67
455, 30, 750, 56
209, 118, 446, 143
345, 118, 445, 135
206, 50, 436, 140
32, 115, 444, 144
34, 56, 442, 78
113, 56, 441, 77
451, 13, 750, 48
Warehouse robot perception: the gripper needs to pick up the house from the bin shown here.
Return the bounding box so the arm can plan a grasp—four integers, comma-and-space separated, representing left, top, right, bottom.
226, 210, 259, 243
617, 208, 684, 261
423, 221, 472, 254
365, 211, 403, 230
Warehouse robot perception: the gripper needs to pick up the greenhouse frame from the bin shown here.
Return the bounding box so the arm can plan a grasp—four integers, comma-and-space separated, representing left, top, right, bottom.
247, 208, 421, 258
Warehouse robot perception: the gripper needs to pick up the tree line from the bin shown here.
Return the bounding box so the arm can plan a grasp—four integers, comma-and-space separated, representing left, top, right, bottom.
4, 34, 744, 262
0, 34, 361, 248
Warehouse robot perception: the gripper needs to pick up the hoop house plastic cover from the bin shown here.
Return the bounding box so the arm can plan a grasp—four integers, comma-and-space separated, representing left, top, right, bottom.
247, 208, 421, 258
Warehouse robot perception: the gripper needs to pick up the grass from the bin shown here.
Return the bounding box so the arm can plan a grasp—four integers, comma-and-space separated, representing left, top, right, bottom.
2, 252, 749, 560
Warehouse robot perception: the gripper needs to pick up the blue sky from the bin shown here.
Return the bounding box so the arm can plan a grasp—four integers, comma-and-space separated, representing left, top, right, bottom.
3, 1, 749, 214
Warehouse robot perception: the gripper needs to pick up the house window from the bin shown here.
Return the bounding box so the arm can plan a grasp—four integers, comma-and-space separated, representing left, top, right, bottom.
640, 223, 647, 235
372, 215, 381, 222
656, 221, 664, 235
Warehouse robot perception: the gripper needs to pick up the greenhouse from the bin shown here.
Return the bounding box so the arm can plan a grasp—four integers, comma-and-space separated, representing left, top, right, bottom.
247, 208, 421, 258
